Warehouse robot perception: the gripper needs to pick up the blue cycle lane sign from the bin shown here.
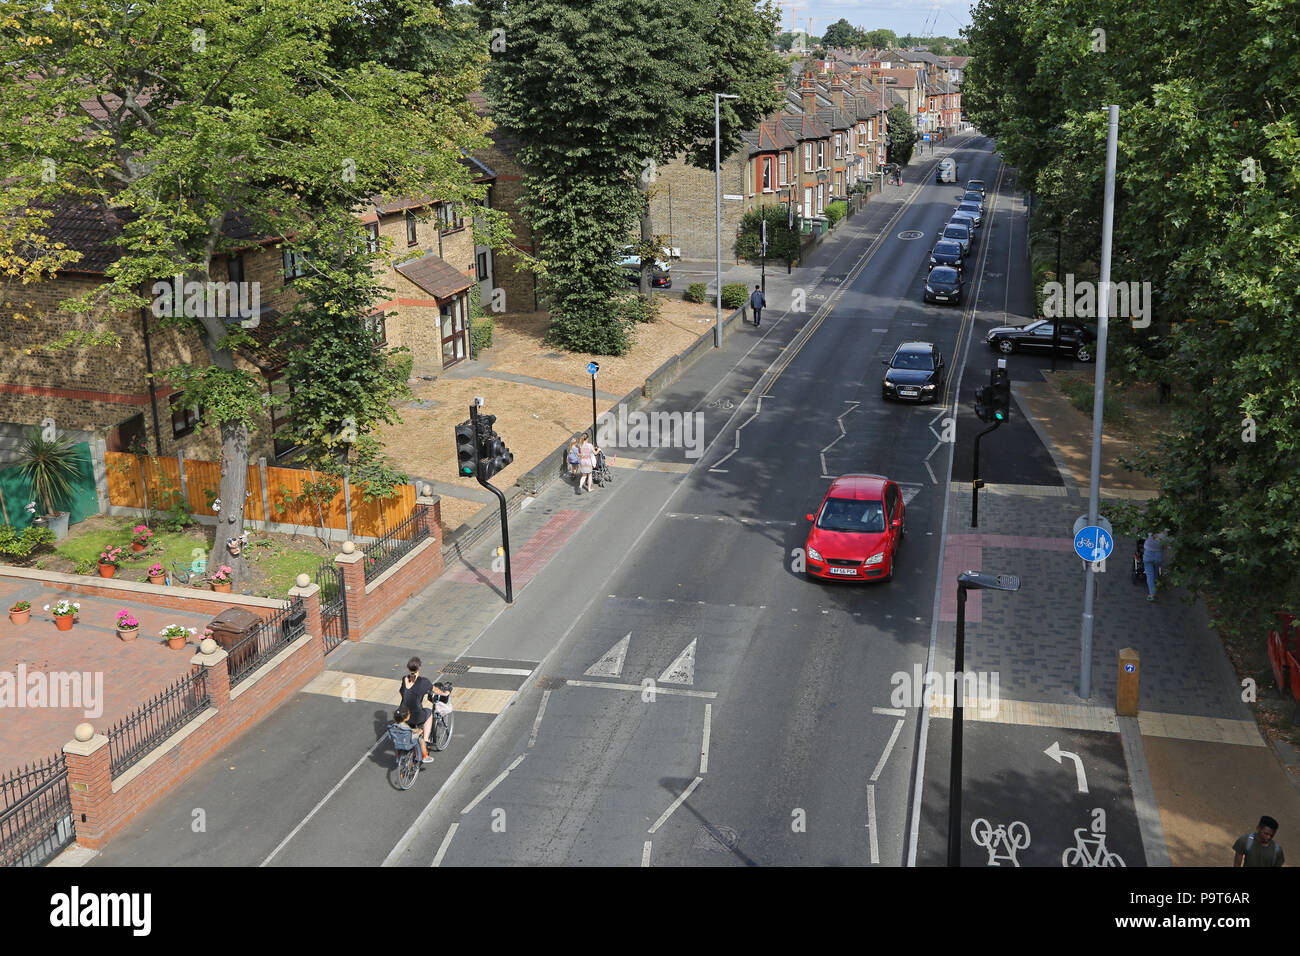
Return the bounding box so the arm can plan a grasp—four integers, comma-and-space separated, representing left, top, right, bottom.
1072, 517, 1114, 563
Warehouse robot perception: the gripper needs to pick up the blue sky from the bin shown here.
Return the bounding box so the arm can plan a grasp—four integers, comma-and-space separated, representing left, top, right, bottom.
775, 0, 973, 39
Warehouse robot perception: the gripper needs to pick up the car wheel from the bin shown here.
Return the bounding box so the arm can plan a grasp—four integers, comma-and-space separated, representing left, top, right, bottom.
997, 339, 1015, 354
1075, 344, 1093, 362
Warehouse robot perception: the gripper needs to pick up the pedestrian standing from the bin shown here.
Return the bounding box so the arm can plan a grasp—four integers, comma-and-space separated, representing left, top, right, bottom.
749, 284, 766, 327
567, 439, 581, 480
1142, 531, 1166, 601
577, 432, 598, 494
1233, 816, 1284, 867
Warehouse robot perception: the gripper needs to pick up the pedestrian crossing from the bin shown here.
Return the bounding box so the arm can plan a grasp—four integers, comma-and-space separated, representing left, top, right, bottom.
300, 656, 537, 715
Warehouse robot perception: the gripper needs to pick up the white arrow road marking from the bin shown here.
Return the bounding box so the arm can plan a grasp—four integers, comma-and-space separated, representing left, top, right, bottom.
659, 639, 697, 685
584, 633, 630, 678
1045, 741, 1090, 793
820, 401, 861, 477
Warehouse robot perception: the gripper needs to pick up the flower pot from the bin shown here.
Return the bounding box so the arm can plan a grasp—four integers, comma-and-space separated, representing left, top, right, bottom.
167, 636, 187, 650
117, 627, 138, 642
39, 512, 70, 541
132, 542, 146, 553
149, 575, 166, 586
54, 615, 74, 631
9, 608, 30, 626
211, 582, 232, 593
98, 563, 117, 578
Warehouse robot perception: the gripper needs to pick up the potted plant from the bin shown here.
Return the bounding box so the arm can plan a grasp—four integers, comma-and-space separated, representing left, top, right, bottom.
208, 565, 233, 593
147, 563, 166, 585
45, 600, 80, 631
16, 428, 82, 540
131, 525, 153, 552
8, 600, 31, 625
115, 609, 140, 641
98, 546, 126, 578
160, 623, 196, 650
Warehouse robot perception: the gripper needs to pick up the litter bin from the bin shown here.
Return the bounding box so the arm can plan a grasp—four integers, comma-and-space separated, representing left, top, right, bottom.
208, 607, 264, 673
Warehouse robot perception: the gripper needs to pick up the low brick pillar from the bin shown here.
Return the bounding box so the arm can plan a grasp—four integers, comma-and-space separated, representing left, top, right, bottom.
415, 491, 445, 578
191, 638, 231, 708
288, 577, 326, 667
64, 723, 112, 850
336, 542, 366, 641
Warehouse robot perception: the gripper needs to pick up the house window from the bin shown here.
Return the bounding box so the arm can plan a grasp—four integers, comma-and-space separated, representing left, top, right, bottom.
364, 310, 387, 346
169, 392, 201, 440
477, 250, 490, 284
835, 133, 843, 159
817, 184, 825, 214
761, 157, 773, 192
803, 186, 813, 220
405, 210, 418, 246
440, 297, 467, 368
282, 248, 306, 280
438, 203, 464, 232
227, 253, 245, 285
868, 118, 874, 141
817, 141, 825, 169
779, 152, 788, 186
269, 375, 299, 460
858, 123, 867, 147
365, 223, 379, 254
804, 142, 812, 172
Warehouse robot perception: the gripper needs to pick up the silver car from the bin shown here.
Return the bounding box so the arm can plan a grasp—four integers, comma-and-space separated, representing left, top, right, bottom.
942, 220, 972, 255
955, 202, 983, 228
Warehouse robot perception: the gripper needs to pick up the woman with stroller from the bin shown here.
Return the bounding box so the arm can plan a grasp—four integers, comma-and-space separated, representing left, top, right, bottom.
577, 432, 600, 494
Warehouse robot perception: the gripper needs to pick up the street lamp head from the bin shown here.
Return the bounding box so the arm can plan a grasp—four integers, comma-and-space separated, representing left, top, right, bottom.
957, 570, 1021, 592
718, 93, 740, 101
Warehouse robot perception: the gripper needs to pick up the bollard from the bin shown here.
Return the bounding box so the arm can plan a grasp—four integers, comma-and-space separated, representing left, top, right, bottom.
1117, 647, 1140, 717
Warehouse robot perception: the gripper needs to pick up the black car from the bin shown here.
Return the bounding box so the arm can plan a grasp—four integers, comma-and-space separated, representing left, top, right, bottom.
929, 239, 964, 272
924, 265, 962, 305
881, 341, 945, 403
623, 267, 671, 289
985, 319, 1095, 362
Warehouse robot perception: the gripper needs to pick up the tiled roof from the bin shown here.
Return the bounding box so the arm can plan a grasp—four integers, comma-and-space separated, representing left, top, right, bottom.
38, 202, 127, 274
395, 252, 471, 299
778, 111, 831, 141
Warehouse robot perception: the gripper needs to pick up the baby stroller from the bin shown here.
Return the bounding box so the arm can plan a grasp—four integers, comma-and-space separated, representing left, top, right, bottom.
1131, 538, 1161, 587
592, 450, 614, 487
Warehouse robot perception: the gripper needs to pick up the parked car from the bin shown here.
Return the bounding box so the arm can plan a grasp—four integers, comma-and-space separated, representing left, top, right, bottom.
881, 341, 945, 403
936, 158, 959, 183
967, 179, 986, 197
961, 190, 985, 212
985, 319, 1096, 362
618, 248, 672, 288
924, 265, 963, 305
803, 474, 906, 583
955, 201, 983, 228
929, 239, 965, 273
951, 210, 981, 238
942, 220, 973, 255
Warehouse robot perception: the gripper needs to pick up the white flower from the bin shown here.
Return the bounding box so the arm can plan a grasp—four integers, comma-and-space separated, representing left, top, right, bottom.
188, 627, 196, 634
43, 604, 50, 611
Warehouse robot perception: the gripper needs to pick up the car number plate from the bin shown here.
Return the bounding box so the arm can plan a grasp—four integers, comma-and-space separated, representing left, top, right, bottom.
828, 567, 857, 575
899, 388, 918, 396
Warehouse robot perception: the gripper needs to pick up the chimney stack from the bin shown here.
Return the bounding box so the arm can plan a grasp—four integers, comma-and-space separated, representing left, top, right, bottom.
801, 72, 816, 117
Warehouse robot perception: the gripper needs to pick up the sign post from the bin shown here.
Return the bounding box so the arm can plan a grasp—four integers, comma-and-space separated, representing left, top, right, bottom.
587, 361, 599, 444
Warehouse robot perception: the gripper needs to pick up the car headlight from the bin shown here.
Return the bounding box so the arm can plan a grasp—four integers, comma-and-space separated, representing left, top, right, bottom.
864, 552, 884, 566
986, 331, 995, 342
925, 285, 934, 293
808, 548, 823, 563
922, 384, 936, 390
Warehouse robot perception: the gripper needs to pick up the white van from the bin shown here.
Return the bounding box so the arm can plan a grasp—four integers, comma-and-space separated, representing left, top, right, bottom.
936, 158, 959, 184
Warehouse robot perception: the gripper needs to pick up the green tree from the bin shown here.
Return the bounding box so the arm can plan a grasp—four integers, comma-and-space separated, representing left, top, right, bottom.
886, 105, 916, 165
821, 18, 859, 49
863, 29, 898, 49
734, 205, 800, 268
0, 0, 490, 583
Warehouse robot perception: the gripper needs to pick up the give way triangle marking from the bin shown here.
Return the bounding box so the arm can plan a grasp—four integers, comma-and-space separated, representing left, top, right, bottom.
658, 639, 697, 685
584, 633, 631, 678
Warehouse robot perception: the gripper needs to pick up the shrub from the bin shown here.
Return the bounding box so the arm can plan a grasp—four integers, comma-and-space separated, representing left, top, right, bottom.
622, 294, 660, 324
824, 201, 847, 226
685, 282, 707, 304
721, 283, 748, 310
0, 524, 56, 558
470, 316, 494, 357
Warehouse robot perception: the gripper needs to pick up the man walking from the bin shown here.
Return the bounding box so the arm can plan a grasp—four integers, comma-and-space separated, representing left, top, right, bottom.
749, 284, 766, 327
1233, 816, 1284, 866
1142, 531, 1166, 601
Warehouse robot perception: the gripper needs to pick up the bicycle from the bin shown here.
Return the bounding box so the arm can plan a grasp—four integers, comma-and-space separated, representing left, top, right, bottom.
430, 681, 455, 751
388, 723, 426, 791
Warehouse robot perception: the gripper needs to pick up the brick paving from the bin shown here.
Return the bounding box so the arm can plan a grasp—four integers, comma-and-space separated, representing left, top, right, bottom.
445, 509, 590, 589
1, 577, 221, 769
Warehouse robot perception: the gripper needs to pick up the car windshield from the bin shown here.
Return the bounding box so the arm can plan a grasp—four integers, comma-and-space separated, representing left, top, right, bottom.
959, 204, 979, 213
893, 350, 934, 370
934, 241, 960, 255
930, 269, 959, 286
944, 226, 967, 239
817, 497, 886, 533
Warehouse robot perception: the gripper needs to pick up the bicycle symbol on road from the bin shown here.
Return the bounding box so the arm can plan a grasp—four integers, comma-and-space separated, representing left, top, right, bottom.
1062, 827, 1126, 867
971, 818, 1030, 866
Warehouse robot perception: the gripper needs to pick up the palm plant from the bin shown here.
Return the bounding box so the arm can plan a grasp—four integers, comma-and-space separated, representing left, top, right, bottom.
16, 428, 81, 518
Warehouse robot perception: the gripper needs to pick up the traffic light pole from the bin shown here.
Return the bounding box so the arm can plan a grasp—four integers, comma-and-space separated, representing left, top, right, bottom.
470, 403, 513, 604
970, 421, 1001, 528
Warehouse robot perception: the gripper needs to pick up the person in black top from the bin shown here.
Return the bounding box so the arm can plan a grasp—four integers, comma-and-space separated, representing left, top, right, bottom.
398, 657, 435, 761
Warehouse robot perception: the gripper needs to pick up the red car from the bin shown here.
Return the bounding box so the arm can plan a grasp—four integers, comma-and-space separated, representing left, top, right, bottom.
804, 474, 905, 582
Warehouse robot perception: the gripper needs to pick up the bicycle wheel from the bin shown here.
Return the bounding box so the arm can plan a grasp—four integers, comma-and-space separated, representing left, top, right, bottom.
396, 749, 418, 790
432, 711, 454, 751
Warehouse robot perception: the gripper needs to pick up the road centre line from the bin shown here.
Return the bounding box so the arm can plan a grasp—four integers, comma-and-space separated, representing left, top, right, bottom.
648, 776, 704, 834
700, 703, 713, 774
461, 754, 527, 816
430, 823, 459, 867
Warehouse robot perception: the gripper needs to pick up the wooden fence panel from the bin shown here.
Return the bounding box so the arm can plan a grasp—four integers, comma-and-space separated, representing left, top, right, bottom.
352, 483, 416, 538
182, 460, 221, 516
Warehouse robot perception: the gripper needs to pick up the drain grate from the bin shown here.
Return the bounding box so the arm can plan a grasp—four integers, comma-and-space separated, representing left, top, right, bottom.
692, 823, 739, 852
438, 661, 472, 676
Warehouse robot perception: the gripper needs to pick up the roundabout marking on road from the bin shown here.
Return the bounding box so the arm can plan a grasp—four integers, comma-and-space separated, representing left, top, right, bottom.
898, 230, 925, 240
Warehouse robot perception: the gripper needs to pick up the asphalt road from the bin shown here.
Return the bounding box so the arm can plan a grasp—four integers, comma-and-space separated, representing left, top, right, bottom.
378, 134, 1088, 867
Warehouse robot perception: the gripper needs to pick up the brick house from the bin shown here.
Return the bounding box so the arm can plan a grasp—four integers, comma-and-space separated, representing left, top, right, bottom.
781, 75, 834, 221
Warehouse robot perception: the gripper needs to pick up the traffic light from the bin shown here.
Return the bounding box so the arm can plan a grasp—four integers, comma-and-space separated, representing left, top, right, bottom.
473, 414, 514, 482
454, 421, 477, 477
973, 384, 993, 422
989, 368, 1011, 422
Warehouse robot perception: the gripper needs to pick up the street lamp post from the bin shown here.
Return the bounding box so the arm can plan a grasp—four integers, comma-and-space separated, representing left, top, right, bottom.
715, 92, 739, 348
949, 570, 1021, 867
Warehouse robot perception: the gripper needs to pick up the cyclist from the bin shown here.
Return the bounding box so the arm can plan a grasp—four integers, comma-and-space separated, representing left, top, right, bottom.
398, 657, 436, 761
389, 706, 432, 764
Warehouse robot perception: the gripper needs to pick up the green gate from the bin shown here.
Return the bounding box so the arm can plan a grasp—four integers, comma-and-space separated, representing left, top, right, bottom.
0, 441, 99, 529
